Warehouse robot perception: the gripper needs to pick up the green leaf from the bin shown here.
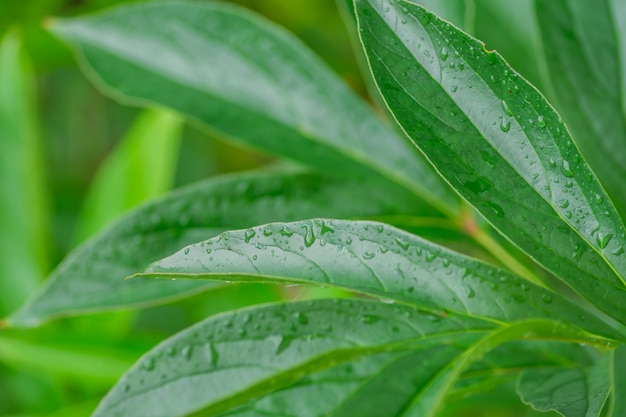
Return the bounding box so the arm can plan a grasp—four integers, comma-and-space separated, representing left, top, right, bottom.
416, 0, 471, 31
535, 0, 626, 219
218, 348, 467, 417
5, 171, 422, 327
139, 219, 623, 341
74, 108, 183, 243
354, 0, 626, 325
48, 1, 459, 217
608, 346, 626, 416
91, 299, 492, 417
397, 320, 610, 417
0, 29, 49, 316
517, 354, 612, 417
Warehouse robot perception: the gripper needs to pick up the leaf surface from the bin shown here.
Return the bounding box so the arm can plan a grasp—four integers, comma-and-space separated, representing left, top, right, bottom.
354, 0, 626, 324
535, 0, 626, 218
6, 171, 421, 327
0, 30, 49, 316
518, 354, 612, 417
140, 219, 623, 341
609, 346, 626, 416
49, 1, 458, 216
91, 299, 491, 417
74, 108, 183, 242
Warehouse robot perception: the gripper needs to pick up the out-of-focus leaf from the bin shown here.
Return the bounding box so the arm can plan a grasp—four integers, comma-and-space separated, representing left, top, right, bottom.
5, 171, 424, 327
473, 0, 543, 89
74, 108, 183, 243
48, 1, 460, 217
518, 354, 612, 417
91, 299, 492, 417
140, 219, 623, 341
535, 0, 626, 219
354, 0, 626, 326
0, 29, 49, 316
417, 0, 470, 31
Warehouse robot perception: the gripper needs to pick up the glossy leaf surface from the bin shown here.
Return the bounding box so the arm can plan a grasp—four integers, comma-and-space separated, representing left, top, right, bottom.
74, 108, 183, 242
518, 354, 612, 417
536, 0, 626, 218
49, 1, 458, 216
0, 30, 49, 316
92, 299, 490, 417
6, 171, 421, 327
354, 0, 626, 324
140, 219, 622, 340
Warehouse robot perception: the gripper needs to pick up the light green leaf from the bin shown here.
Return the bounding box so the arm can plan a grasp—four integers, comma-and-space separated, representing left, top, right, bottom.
417, 0, 471, 32
139, 219, 623, 341
0, 29, 49, 316
5, 171, 422, 327
91, 299, 492, 417
74, 108, 183, 242
354, 0, 626, 325
535, 0, 626, 219
48, 1, 459, 217
518, 354, 612, 417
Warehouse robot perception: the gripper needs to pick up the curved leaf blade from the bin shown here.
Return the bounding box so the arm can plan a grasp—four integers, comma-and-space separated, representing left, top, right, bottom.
5, 171, 422, 327
518, 354, 612, 417
354, 0, 626, 324
535, 0, 626, 219
91, 299, 491, 417
140, 219, 623, 341
48, 1, 459, 216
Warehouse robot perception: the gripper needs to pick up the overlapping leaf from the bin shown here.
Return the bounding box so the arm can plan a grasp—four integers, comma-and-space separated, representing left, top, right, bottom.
5, 171, 423, 327
536, 0, 626, 219
139, 219, 622, 341
354, 0, 626, 324
48, 1, 459, 216
91, 299, 491, 417
518, 354, 612, 417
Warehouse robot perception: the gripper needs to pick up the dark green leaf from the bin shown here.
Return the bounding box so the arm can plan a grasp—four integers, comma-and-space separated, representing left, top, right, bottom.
91, 299, 491, 417
608, 346, 626, 416
5, 171, 422, 327
518, 354, 612, 417
49, 1, 459, 216
140, 219, 623, 341
0, 30, 49, 316
535, 0, 626, 219
354, 0, 626, 325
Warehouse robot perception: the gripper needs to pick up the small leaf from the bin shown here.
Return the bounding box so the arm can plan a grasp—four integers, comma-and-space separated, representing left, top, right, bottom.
49, 1, 459, 216
91, 299, 492, 417
74, 108, 183, 242
536, 0, 626, 219
6, 171, 422, 327
518, 354, 612, 417
354, 0, 626, 325
140, 219, 623, 341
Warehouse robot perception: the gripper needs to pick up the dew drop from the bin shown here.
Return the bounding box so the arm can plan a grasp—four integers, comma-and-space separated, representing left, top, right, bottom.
295, 312, 309, 325
244, 229, 256, 243
395, 237, 410, 251
181, 345, 193, 359
184, 248, 190, 255
500, 118, 511, 132
598, 233, 613, 249
560, 160, 574, 178
143, 357, 155, 371
362, 252, 376, 260
501, 100, 513, 116
440, 47, 449, 61
542, 294, 553, 304
537, 115, 546, 128
303, 225, 316, 247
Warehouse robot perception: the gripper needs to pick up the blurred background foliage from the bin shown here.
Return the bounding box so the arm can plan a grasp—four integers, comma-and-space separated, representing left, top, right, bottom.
0, 0, 548, 415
